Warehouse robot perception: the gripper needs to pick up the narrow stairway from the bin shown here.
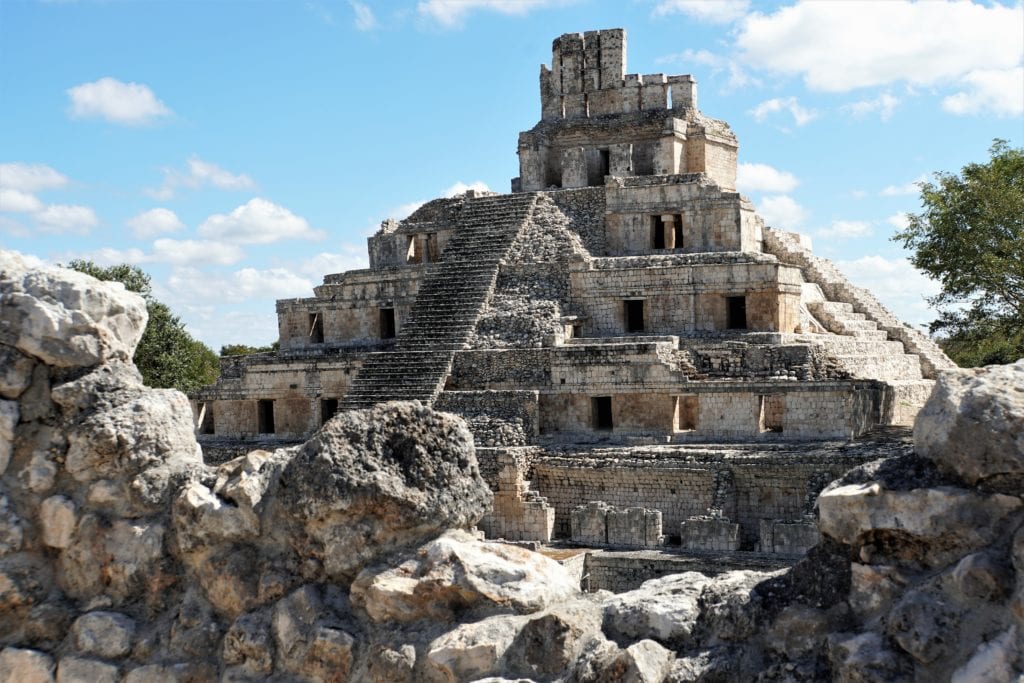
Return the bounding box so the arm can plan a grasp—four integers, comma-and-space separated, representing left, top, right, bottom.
341, 193, 538, 409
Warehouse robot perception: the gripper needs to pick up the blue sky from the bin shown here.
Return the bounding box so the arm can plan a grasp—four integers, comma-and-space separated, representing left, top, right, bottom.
1, 0, 1021, 351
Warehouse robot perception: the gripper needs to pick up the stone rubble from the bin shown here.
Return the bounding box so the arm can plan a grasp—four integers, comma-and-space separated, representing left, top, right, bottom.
1, 253, 1022, 680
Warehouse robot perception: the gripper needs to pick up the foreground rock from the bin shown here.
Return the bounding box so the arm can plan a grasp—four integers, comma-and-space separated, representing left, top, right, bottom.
0, 252, 1022, 681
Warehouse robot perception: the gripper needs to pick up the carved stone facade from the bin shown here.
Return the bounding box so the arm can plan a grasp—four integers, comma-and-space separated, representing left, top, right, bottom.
191, 29, 954, 549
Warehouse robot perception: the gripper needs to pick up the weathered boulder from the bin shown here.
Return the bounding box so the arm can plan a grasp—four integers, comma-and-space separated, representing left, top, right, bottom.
70, 611, 135, 659
273, 401, 492, 580
601, 572, 709, 647
0, 251, 146, 369
351, 529, 578, 623
915, 360, 1024, 490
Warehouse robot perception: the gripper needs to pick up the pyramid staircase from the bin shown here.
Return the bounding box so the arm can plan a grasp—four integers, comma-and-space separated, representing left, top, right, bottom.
340, 193, 538, 409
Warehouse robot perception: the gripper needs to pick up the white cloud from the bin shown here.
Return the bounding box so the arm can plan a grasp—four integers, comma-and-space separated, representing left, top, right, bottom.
843, 93, 900, 121
34, 204, 99, 234
443, 180, 490, 197
418, 0, 558, 27
0, 189, 43, 213
150, 238, 245, 265
301, 247, 369, 279
942, 67, 1024, 117
350, 0, 377, 30
0, 216, 30, 238
736, 1, 1024, 94
147, 155, 255, 200
198, 198, 325, 245
736, 162, 798, 194
656, 48, 759, 90
388, 200, 426, 221
66, 77, 172, 125
758, 195, 807, 228
62, 246, 149, 267
749, 97, 818, 126
816, 219, 872, 239
886, 212, 910, 231
880, 175, 926, 197
0, 163, 69, 192
850, 190, 868, 199
834, 255, 941, 329
126, 207, 185, 239
653, 0, 750, 24
166, 265, 313, 304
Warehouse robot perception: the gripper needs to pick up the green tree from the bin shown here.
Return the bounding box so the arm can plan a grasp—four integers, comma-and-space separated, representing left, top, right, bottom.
220, 341, 279, 356
67, 260, 220, 392
894, 140, 1024, 366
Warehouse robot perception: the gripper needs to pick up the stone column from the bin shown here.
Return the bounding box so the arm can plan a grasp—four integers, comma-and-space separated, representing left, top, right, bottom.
661, 215, 677, 249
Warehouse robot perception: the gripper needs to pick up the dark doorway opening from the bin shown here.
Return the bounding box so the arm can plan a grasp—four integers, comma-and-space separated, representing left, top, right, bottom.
380, 307, 396, 339
321, 398, 339, 425
675, 395, 698, 432
257, 399, 275, 434
760, 395, 784, 433
652, 215, 666, 249
599, 149, 610, 177
674, 223, 684, 248
726, 296, 747, 330
309, 313, 324, 344
199, 402, 215, 435
624, 299, 645, 332
592, 396, 613, 431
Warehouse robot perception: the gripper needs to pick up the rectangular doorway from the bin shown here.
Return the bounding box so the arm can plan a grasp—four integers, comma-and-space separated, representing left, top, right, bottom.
257, 399, 275, 434
727, 296, 747, 330
624, 299, 645, 332
321, 398, 339, 425
380, 307, 396, 339
674, 395, 698, 432
759, 394, 784, 433
592, 396, 613, 431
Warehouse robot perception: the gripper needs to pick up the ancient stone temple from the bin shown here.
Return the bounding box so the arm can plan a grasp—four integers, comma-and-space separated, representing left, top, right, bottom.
192, 29, 954, 551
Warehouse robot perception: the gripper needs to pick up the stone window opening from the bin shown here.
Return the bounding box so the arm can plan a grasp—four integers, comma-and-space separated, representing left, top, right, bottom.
674, 395, 698, 432
308, 313, 324, 344
651, 214, 683, 250
726, 295, 747, 330
424, 233, 436, 263
321, 398, 339, 425
592, 396, 613, 431
759, 395, 784, 433
406, 235, 421, 264
257, 399, 276, 435
599, 149, 610, 178
624, 299, 645, 333
380, 307, 396, 339
572, 324, 582, 338
198, 402, 215, 435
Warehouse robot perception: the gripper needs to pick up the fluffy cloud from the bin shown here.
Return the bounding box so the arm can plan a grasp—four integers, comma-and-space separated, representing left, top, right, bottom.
350, 1, 377, 30
126, 208, 185, 239
749, 97, 818, 127
62, 246, 148, 267
301, 248, 369, 279
150, 238, 244, 265
147, 155, 255, 200
34, 204, 99, 235
736, 162, 798, 194
880, 175, 926, 197
66, 77, 172, 125
834, 255, 941, 329
886, 212, 910, 231
385, 180, 493, 222
843, 93, 900, 121
198, 198, 325, 245
942, 67, 1024, 117
736, 1, 1023, 99
0, 189, 43, 213
816, 220, 872, 239
0, 163, 69, 192
656, 48, 759, 91
418, 0, 558, 27
757, 195, 807, 228
653, 0, 750, 23
166, 265, 313, 304
443, 180, 490, 197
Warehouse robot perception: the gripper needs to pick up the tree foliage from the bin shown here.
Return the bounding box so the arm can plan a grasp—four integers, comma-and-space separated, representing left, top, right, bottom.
67, 260, 220, 392
220, 341, 279, 357
894, 140, 1024, 366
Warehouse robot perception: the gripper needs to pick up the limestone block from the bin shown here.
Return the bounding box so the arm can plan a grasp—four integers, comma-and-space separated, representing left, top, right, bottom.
503, 602, 603, 680
914, 360, 1024, 489
612, 639, 675, 683
0, 495, 23, 556
0, 401, 17, 475
571, 501, 609, 545
222, 610, 274, 674
301, 626, 354, 682
366, 644, 416, 683
771, 520, 819, 555
39, 495, 76, 549
817, 483, 1021, 568
0, 347, 34, 399
764, 605, 832, 658
172, 482, 259, 552
885, 589, 961, 665
601, 572, 709, 647
273, 584, 323, 670
56, 657, 118, 683
680, 517, 740, 551
20, 451, 57, 495
425, 613, 530, 682
71, 611, 136, 659
951, 625, 1021, 683
351, 529, 579, 623
0, 647, 55, 683
0, 252, 147, 368
827, 632, 911, 683
849, 563, 906, 621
